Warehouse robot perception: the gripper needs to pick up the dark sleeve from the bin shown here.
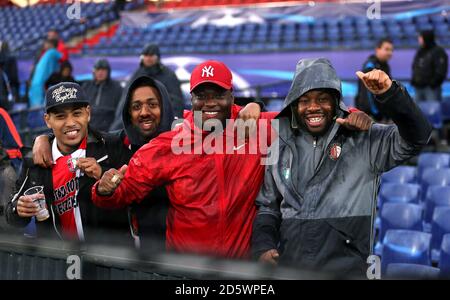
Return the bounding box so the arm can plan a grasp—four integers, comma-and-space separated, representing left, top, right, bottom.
252, 163, 282, 259
102, 132, 133, 172
374, 81, 432, 145
5, 167, 33, 228
430, 48, 448, 87
368, 81, 433, 173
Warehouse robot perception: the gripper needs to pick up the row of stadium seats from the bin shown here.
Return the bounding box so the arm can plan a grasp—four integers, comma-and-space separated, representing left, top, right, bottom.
376, 154, 450, 277
83, 13, 449, 55
0, 1, 145, 58
152, 0, 302, 9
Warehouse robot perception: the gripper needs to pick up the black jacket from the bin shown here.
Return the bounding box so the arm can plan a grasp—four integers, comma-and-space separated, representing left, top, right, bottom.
5, 128, 131, 244
412, 33, 448, 88
109, 75, 175, 252
355, 55, 391, 120
82, 67, 123, 132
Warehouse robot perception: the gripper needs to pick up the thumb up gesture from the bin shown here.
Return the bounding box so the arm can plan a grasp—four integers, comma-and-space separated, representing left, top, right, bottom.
356, 69, 392, 95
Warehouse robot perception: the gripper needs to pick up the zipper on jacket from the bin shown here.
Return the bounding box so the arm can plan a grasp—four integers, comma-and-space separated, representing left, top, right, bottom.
313, 137, 317, 148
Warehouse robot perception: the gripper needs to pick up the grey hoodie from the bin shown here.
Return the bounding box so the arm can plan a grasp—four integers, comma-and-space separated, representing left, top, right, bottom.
252, 58, 432, 277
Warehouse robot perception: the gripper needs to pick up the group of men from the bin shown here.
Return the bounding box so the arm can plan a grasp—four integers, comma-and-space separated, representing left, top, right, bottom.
3, 56, 432, 277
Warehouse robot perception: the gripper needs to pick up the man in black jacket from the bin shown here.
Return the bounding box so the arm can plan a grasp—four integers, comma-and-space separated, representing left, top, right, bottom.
355, 38, 393, 121
0, 40, 20, 110
412, 30, 448, 101
82, 59, 123, 132
6, 82, 130, 244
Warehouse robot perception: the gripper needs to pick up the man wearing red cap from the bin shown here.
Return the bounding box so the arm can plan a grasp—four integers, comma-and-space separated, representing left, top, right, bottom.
90, 60, 370, 258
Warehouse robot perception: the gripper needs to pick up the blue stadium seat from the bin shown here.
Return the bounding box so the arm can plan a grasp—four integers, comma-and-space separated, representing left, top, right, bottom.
379, 203, 423, 241
382, 230, 431, 271
418, 153, 450, 179
431, 207, 450, 252
379, 183, 420, 208
424, 186, 450, 223
439, 234, 450, 278
385, 263, 440, 279
418, 101, 442, 129
382, 166, 417, 184
421, 168, 450, 205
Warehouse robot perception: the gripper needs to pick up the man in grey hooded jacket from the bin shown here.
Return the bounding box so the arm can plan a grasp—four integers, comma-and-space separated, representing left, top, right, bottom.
252, 58, 432, 277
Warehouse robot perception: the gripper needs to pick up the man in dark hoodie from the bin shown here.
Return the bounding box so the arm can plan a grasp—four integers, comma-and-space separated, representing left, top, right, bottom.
252, 58, 432, 277
412, 30, 448, 101
110, 44, 184, 128
355, 38, 393, 121
82, 59, 123, 132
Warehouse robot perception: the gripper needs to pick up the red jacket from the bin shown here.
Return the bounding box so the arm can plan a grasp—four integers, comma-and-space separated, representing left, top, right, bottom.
92, 105, 277, 258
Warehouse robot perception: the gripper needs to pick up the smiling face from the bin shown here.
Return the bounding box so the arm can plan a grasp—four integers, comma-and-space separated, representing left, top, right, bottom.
296, 89, 336, 136
129, 85, 161, 140
44, 104, 90, 154
191, 83, 234, 128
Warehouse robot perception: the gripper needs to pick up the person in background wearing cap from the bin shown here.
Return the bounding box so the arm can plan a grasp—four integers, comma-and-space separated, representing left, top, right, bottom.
252, 58, 432, 277
90, 60, 371, 259
5, 82, 130, 244
82, 59, 123, 132
123, 43, 184, 119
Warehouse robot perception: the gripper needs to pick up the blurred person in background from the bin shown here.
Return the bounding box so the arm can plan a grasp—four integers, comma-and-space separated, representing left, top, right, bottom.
82, 59, 123, 132
0, 106, 23, 174
412, 30, 448, 101
0, 41, 20, 110
0, 106, 23, 233
28, 39, 61, 108
45, 61, 77, 90
355, 38, 393, 121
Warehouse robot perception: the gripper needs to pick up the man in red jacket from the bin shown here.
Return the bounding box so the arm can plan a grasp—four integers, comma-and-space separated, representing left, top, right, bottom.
91, 60, 371, 259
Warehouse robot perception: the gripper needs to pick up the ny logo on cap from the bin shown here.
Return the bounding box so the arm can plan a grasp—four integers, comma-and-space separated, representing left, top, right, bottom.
202, 65, 214, 78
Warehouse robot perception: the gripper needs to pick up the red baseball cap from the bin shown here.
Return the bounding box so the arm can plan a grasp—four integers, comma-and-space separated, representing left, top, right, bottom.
190, 60, 233, 92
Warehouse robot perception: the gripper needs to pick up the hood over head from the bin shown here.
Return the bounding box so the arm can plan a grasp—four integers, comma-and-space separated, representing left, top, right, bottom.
420, 30, 436, 48
279, 58, 347, 129
122, 75, 175, 148
93, 58, 111, 80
